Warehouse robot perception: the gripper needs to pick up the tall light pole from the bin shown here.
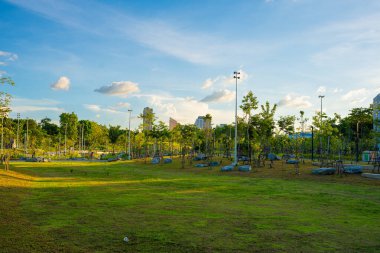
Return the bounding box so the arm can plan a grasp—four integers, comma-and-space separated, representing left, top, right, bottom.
1, 114, 3, 155
356, 121, 360, 163
26, 117, 29, 155
233, 71, 240, 166
16, 113, 20, 149
128, 109, 132, 160
318, 95, 325, 159
64, 123, 68, 156
319, 95, 325, 126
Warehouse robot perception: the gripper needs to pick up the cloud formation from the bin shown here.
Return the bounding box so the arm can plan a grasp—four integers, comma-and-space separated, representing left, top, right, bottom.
144, 94, 234, 125
201, 70, 249, 91
0, 50, 18, 66
84, 103, 125, 114
316, 86, 326, 94
341, 88, 369, 105
51, 76, 70, 91
94, 81, 140, 97
201, 78, 214, 89
10, 98, 63, 112
201, 89, 235, 103
278, 94, 312, 109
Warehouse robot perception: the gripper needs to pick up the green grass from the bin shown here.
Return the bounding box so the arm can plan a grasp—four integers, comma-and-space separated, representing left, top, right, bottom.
1, 159, 380, 252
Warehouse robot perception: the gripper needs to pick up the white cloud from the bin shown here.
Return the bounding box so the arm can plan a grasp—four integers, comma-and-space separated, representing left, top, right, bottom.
83, 104, 125, 114
94, 81, 140, 97
140, 94, 235, 125
6, 1, 270, 65
84, 104, 101, 112
51, 76, 70, 91
316, 86, 326, 94
200, 89, 235, 103
115, 102, 131, 108
201, 70, 249, 91
341, 88, 369, 105
0, 50, 18, 61
278, 94, 312, 109
10, 98, 63, 112
11, 106, 63, 112
201, 78, 214, 89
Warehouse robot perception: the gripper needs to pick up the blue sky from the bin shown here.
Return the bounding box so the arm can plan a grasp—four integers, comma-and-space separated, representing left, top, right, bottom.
1, 0, 380, 129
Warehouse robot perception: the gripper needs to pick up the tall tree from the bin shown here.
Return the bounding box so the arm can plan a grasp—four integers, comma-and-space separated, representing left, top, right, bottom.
59, 112, 79, 153
108, 125, 123, 154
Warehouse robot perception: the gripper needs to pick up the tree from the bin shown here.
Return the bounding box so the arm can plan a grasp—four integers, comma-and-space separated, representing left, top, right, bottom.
176, 124, 198, 168
138, 110, 156, 162
278, 115, 296, 135
240, 91, 258, 161
108, 125, 123, 154
40, 118, 59, 136
59, 112, 79, 150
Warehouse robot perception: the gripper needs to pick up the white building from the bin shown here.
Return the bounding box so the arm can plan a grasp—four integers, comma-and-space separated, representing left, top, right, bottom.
194, 116, 211, 130
143, 107, 153, 131
194, 116, 205, 129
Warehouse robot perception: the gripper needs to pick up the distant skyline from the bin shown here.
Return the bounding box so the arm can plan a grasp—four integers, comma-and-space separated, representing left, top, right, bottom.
1, 0, 380, 129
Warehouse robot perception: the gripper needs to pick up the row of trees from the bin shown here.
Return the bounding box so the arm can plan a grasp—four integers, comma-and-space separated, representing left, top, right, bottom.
0, 82, 379, 161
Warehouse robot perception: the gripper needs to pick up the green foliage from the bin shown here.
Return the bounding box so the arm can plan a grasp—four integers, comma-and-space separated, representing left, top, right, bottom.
278, 115, 296, 135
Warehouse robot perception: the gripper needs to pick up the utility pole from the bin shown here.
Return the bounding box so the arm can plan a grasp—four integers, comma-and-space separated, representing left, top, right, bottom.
64, 123, 68, 156
82, 124, 84, 156
356, 121, 360, 163
16, 113, 20, 149
26, 117, 29, 155
318, 95, 325, 160
128, 109, 132, 160
1, 115, 3, 155
311, 126, 314, 161
233, 71, 240, 166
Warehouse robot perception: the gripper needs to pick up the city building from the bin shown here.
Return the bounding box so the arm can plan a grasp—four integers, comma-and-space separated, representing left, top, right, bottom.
194, 115, 211, 130
169, 117, 178, 130
142, 107, 153, 131
194, 116, 205, 129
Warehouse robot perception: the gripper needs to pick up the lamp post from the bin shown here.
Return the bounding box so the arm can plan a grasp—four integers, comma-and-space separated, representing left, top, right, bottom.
16, 113, 20, 149
311, 126, 314, 161
128, 109, 132, 160
64, 123, 68, 156
25, 117, 29, 155
233, 71, 240, 166
318, 95, 325, 159
1, 115, 3, 154
356, 121, 360, 163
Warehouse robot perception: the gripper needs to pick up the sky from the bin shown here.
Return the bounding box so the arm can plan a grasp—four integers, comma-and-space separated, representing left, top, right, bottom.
1, 0, 380, 130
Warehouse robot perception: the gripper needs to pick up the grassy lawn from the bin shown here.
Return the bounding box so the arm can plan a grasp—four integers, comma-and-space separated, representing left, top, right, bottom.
1, 159, 380, 252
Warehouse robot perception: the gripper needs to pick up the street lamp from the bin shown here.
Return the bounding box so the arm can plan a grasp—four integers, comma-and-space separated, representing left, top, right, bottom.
25, 117, 29, 155
64, 123, 68, 156
233, 71, 240, 166
16, 113, 20, 149
356, 121, 360, 163
318, 95, 325, 159
128, 109, 132, 160
1, 114, 4, 154
311, 126, 314, 161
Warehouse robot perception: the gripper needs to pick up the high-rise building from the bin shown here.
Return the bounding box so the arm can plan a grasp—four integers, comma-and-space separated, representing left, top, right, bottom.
169, 117, 178, 130
195, 116, 205, 129
194, 115, 211, 129
143, 107, 153, 131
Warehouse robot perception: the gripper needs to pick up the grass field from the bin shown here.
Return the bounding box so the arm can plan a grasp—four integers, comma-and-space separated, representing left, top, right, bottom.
1, 159, 380, 252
